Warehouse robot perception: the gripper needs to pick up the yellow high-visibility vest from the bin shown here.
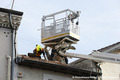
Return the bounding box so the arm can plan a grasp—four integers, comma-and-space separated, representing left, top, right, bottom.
36, 45, 42, 51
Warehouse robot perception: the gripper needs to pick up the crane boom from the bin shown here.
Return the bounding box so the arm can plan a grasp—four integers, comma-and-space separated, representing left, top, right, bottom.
58, 51, 120, 64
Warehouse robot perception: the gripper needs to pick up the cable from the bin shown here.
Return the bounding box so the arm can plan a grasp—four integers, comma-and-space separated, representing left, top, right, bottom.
11, 0, 15, 10
8, 7, 17, 59
8, 13, 13, 31
8, 12, 14, 80
14, 27, 17, 61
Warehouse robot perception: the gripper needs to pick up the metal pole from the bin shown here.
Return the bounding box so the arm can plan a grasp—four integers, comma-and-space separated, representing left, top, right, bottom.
6, 55, 11, 80
11, 30, 14, 80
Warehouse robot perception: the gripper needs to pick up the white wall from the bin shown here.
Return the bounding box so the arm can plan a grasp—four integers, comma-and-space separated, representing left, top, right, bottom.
100, 62, 120, 80
43, 73, 73, 80
0, 28, 12, 80
13, 64, 73, 80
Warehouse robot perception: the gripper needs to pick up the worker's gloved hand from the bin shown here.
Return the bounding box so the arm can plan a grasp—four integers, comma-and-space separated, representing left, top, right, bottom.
33, 49, 36, 54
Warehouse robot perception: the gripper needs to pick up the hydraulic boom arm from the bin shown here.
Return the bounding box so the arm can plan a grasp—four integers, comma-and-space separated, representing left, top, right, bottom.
58, 50, 120, 64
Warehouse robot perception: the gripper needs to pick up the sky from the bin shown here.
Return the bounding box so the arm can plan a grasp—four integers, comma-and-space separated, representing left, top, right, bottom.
0, 0, 120, 63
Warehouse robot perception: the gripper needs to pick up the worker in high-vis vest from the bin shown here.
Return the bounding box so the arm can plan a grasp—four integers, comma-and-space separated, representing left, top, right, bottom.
33, 44, 46, 59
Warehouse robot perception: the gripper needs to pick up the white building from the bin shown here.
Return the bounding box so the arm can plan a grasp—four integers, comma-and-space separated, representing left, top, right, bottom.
98, 42, 120, 80
71, 42, 120, 80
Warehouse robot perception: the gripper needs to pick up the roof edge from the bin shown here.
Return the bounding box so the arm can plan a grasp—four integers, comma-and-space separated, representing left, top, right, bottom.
0, 7, 23, 16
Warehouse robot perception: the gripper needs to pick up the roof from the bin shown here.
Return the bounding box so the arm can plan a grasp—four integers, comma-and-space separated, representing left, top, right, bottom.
16, 55, 102, 76
0, 7, 23, 16
97, 41, 120, 52
70, 58, 86, 65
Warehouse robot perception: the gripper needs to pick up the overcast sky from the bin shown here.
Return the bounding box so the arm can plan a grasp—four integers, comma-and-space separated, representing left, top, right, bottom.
0, 0, 120, 62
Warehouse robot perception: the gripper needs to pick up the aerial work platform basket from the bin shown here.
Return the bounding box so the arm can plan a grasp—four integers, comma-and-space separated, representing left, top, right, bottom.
41, 9, 80, 46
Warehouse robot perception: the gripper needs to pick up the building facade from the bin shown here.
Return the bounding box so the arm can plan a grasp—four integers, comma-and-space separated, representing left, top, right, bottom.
71, 42, 120, 80
98, 42, 120, 80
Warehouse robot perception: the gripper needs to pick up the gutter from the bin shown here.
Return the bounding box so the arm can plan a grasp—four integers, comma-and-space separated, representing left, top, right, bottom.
16, 56, 102, 76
